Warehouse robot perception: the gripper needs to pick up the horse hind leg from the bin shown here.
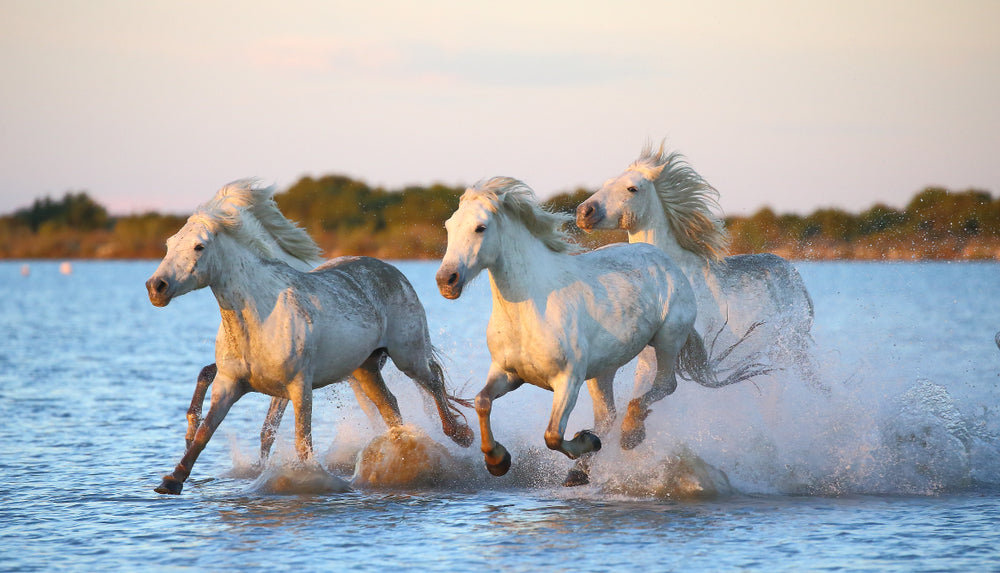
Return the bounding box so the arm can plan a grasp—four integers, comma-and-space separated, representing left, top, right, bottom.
351, 349, 404, 430
389, 343, 474, 448
621, 326, 686, 450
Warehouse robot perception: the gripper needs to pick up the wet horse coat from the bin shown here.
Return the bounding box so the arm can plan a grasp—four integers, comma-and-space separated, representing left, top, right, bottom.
578, 142, 815, 382
436, 177, 735, 482
147, 181, 472, 494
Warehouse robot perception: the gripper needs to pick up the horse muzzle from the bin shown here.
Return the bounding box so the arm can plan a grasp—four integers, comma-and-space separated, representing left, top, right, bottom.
145, 276, 174, 307
575, 201, 605, 232
435, 266, 465, 300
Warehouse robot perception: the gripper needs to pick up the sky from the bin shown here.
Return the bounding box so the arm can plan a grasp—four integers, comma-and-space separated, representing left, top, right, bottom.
1, 0, 998, 217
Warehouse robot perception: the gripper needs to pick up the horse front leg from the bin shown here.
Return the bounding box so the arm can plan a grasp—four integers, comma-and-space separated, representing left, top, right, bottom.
259, 397, 288, 462
157, 374, 249, 495
287, 379, 315, 462
185, 364, 217, 450
476, 365, 522, 476
545, 372, 601, 460
564, 371, 616, 486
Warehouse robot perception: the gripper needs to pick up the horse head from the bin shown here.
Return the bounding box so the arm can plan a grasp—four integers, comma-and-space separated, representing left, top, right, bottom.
578, 142, 728, 262
436, 192, 498, 300
146, 216, 218, 307
577, 166, 661, 233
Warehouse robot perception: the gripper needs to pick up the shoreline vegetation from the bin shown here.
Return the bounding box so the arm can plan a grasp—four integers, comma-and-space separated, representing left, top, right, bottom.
2, 175, 999, 261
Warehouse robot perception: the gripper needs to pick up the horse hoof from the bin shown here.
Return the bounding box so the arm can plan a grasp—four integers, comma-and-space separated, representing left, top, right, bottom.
154, 475, 184, 495
450, 426, 475, 448
485, 450, 512, 477
562, 468, 590, 487
574, 430, 601, 453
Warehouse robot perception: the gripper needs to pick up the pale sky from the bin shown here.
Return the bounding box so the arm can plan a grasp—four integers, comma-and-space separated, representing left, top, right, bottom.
1, 1, 998, 217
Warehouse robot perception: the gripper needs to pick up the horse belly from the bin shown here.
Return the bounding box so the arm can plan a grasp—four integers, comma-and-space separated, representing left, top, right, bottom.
311, 325, 383, 387
487, 327, 565, 392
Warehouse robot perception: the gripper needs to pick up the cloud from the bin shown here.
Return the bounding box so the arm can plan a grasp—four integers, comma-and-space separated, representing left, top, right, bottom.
249, 35, 650, 88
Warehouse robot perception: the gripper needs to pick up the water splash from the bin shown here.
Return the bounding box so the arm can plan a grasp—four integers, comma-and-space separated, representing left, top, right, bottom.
247, 462, 351, 495
351, 424, 476, 489
600, 446, 734, 500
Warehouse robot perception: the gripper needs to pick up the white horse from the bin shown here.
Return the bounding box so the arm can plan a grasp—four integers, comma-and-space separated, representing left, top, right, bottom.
179, 186, 382, 464
147, 180, 473, 494
436, 177, 757, 484
180, 190, 318, 461
577, 142, 816, 382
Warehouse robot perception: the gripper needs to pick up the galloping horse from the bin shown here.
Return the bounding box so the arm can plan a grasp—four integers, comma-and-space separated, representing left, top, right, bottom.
178, 188, 381, 463
577, 142, 816, 382
436, 177, 756, 484
180, 189, 320, 462
147, 180, 472, 494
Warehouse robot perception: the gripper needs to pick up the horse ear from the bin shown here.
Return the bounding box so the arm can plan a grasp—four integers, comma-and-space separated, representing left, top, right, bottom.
646, 162, 667, 180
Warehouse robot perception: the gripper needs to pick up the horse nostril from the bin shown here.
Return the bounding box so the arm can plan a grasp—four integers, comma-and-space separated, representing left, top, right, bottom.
447, 273, 458, 286
148, 278, 168, 294
583, 204, 594, 218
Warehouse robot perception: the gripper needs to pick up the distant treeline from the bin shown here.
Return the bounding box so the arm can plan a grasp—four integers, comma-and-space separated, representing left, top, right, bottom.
1, 177, 998, 260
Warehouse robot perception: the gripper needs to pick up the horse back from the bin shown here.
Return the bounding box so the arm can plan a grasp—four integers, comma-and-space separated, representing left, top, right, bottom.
312, 256, 418, 307
310, 256, 430, 343
575, 242, 697, 339
715, 253, 814, 330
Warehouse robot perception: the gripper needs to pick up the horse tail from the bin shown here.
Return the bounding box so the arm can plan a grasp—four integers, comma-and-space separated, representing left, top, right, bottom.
428, 348, 474, 415
678, 323, 773, 389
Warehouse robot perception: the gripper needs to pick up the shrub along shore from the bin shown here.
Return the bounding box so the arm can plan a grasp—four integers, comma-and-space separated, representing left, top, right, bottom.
2, 176, 998, 261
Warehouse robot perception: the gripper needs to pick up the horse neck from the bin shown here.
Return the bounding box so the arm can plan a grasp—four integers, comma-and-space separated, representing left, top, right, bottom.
487, 222, 564, 306
209, 237, 289, 319
269, 240, 319, 272
628, 205, 708, 276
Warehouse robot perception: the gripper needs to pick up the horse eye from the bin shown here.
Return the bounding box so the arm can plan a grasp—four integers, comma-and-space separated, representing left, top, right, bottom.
474, 224, 486, 234
194, 243, 205, 252
627, 186, 639, 193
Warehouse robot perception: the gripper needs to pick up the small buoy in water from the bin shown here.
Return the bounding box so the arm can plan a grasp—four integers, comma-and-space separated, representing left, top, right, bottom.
602, 446, 733, 500
59, 261, 72, 275
353, 425, 465, 488
20, 264, 29, 276
995, 331, 1000, 351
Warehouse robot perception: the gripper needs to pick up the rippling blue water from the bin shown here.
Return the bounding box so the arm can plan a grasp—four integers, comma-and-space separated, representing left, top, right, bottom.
1, 260, 999, 572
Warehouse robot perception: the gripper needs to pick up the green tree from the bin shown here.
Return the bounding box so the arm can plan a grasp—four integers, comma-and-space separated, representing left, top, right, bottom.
14, 191, 109, 232
801, 208, 857, 241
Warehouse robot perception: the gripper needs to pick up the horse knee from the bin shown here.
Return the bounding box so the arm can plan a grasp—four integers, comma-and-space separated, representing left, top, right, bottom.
474, 394, 491, 417
544, 430, 564, 451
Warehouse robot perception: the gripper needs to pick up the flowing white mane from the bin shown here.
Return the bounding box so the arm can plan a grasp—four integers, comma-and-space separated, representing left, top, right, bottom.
191, 179, 323, 265
464, 177, 580, 254
630, 142, 729, 262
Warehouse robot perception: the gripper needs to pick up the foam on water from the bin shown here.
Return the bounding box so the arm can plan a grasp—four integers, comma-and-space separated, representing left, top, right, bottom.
205, 262, 1000, 500
593, 315, 1000, 497
351, 424, 477, 489
219, 334, 1000, 499
247, 462, 352, 495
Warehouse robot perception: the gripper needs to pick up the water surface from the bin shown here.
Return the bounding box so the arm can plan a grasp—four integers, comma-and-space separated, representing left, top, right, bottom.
1, 260, 998, 571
